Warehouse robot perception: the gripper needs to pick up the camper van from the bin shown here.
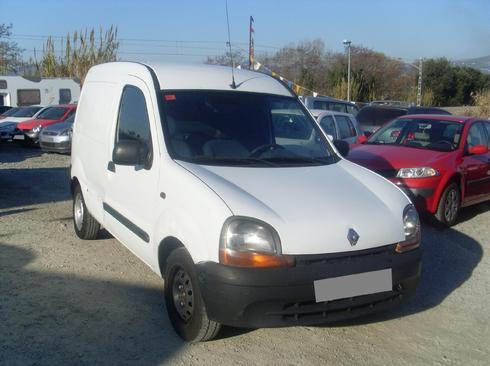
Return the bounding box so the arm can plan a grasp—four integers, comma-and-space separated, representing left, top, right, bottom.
0, 76, 80, 107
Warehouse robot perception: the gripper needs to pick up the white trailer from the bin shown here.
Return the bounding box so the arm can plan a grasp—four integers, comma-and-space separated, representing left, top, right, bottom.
0, 76, 80, 107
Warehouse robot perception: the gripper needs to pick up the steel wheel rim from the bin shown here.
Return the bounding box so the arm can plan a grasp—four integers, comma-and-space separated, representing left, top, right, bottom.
172, 268, 194, 322
444, 189, 458, 222
74, 193, 84, 231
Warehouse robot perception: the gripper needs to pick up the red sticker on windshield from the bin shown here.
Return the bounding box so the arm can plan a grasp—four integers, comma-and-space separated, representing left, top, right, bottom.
165, 94, 176, 101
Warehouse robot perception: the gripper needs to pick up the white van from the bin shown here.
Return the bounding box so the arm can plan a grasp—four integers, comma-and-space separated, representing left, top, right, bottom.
71, 62, 422, 342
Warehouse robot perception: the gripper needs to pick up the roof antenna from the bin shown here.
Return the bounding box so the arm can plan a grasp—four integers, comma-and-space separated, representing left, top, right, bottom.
225, 0, 237, 89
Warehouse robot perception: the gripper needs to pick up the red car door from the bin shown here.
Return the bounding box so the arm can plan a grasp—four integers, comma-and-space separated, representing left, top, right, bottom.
461, 122, 490, 205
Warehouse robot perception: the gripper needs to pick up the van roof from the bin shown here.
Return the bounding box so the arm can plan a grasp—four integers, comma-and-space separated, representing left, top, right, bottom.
87, 62, 293, 97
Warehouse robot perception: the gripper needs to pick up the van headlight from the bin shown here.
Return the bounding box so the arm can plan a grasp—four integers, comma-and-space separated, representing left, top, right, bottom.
396, 204, 421, 253
397, 167, 438, 178
219, 217, 294, 268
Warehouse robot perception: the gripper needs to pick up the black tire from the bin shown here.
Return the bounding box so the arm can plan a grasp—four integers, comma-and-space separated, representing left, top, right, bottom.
434, 182, 461, 226
164, 247, 221, 342
73, 184, 100, 239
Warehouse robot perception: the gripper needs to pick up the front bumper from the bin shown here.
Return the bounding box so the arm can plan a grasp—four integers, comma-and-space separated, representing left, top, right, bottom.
389, 178, 439, 213
196, 244, 421, 328
39, 135, 71, 153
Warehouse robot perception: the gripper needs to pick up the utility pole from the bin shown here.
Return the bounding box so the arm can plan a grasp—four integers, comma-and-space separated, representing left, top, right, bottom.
416, 58, 423, 106
249, 16, 254, 70
343, 40, 352, 101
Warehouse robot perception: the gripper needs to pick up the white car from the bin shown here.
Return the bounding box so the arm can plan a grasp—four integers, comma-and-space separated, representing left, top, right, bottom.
0, 106, 46, 141
71, 62, 422, 342
0, 105, 44, 124
309, 109, 366, 145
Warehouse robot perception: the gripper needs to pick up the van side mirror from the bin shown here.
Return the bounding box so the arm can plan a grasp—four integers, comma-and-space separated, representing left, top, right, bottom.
468, 144, 489, 155
113, 139, 149, 166
333, 139, 350, 157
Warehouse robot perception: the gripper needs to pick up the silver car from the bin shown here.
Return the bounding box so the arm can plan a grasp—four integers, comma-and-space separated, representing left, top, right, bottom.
39, 114, 74, 153
309, 109, 365, 145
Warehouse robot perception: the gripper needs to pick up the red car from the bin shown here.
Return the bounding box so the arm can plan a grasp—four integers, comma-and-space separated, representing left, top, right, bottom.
14, 104, 77, 144
349, 115, 490, 225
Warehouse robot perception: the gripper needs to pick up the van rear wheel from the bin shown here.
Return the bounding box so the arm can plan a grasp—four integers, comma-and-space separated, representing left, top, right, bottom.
164, 247, 221, 342
73, 185, 100, 239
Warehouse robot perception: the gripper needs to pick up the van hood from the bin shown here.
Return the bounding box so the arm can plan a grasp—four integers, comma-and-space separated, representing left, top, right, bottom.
17, 118, 62, 130
178, 160, 410, 255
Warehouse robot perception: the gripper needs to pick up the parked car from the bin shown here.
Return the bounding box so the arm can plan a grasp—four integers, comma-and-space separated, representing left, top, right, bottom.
348, 115, 490, 225
0, 121, 19, 142
0, 106, 20, 120
0, 105, 44, 124
309, 109, 366, 145
0, 106, 12, 115
71, 62, 421, 342
301, 95, 359, 115
14, 104, 76, 144
39, 113, 75, 153
357, 105, 452, 136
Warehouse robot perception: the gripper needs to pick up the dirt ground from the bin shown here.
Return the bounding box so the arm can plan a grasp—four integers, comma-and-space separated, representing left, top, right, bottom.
1, 143, 489, 365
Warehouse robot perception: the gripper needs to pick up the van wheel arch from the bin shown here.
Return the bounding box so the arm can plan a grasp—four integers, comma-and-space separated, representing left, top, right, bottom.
158, 237, 185, 278
71, 177, 80, 197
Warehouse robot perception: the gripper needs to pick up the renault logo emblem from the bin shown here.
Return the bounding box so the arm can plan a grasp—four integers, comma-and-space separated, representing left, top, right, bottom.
347, 228, 360, 246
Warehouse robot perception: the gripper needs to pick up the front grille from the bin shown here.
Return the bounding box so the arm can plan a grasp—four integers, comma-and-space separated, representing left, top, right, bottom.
270, 288, 402, 322
41, 141, 70, 149
42, 131, 58, 136
294, 244, 396, 267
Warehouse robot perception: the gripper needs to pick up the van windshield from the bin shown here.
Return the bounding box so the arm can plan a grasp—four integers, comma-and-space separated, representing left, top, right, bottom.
161, 91, 338, 167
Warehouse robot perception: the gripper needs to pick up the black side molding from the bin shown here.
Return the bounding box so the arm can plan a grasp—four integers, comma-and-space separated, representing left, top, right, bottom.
103, 203, 149, 243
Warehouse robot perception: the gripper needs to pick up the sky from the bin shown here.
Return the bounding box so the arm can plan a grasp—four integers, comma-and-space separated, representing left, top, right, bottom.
1, 0, 489, 64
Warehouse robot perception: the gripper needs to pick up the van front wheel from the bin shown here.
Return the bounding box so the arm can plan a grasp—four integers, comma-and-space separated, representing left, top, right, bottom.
164, 248, 221, 342
73, 185, 100, 240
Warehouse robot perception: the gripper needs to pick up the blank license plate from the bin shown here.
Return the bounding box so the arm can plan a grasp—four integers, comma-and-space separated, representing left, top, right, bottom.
314, 268, 392, 302
13, 135, 25, 140
42, 137, 54, 142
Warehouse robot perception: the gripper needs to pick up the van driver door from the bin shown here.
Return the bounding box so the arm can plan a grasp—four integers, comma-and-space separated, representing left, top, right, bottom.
103, 77, 160, 267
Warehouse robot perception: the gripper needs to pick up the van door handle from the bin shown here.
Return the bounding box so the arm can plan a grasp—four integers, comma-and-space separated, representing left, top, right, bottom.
107, 161, 116, 172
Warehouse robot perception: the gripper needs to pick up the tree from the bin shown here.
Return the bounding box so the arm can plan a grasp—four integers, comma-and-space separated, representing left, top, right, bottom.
0, 23, 24, 74
206, 49, 246, 67
424, 58, 490, 106
34, 26, 119, 83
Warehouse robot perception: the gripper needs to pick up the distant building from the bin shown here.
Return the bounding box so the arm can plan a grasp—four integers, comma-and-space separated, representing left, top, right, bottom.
0, 75, 80, 107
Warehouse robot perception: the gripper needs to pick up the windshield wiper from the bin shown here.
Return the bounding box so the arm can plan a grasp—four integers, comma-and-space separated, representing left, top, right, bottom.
184, 156, 279, 167
261, 156, 335, 165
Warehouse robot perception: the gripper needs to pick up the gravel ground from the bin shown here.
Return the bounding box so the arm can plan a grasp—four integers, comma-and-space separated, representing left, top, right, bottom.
1, 143, 489, 365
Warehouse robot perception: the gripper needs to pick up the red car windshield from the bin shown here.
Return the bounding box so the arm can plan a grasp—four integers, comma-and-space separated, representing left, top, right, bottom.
36, 107, 69, 120
367, 118, 464, 152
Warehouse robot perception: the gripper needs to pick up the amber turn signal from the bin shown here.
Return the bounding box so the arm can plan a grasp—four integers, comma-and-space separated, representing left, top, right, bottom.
219, 248, 295, 268
395, 239, 420, 253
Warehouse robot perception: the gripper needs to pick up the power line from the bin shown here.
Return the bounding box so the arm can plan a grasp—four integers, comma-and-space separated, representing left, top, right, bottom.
11, 34, 282, 50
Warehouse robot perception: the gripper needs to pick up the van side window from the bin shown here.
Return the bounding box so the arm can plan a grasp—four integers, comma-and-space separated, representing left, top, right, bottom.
59, 89, 72, 104
116, 85, 153, 154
